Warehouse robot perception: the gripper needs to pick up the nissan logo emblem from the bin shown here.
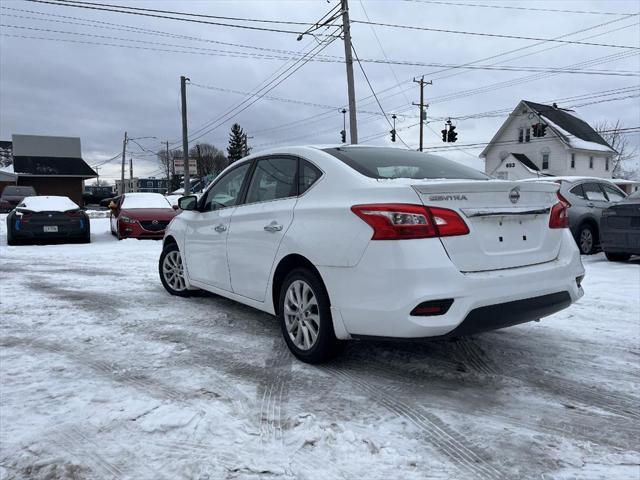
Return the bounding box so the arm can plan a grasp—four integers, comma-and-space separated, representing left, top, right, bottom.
152, 219, 159, 225
509, 187, 521, 204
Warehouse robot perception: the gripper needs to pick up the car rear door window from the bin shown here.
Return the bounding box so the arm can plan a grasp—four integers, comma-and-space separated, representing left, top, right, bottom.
601, 184, 626, 202
582, 183, 607, 201
299, 160, 322, 194
202, 162, 251, 211
569, 184, 586, 199
245, 157, 298, 204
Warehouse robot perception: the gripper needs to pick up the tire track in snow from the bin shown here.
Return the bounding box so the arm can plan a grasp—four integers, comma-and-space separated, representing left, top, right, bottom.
258, 340, 293, 445
325, 365, 507, 480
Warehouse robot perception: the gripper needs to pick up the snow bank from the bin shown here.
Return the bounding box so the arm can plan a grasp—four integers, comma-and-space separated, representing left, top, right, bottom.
18, 195, 79, 212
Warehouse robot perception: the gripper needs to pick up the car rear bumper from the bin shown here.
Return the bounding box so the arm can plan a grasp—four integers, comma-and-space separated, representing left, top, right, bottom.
318, 229, 584, 339
600, 226, 640, 254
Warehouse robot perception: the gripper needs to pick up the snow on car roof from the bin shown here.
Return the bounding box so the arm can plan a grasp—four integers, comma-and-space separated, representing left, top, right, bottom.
18, 195, 79, 212
121, 192, 172, 209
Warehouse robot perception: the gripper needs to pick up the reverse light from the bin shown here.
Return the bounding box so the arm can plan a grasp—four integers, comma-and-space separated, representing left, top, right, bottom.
410, 299, 454, 316
351, 204, 469, 240
549, 202, 569, 229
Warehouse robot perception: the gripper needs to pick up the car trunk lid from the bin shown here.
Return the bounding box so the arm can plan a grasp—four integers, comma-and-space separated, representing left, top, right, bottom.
412, 180, 562, 272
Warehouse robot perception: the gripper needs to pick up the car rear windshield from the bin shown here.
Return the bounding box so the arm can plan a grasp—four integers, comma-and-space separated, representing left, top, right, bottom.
323, 147, 489, 180
121, 193, 171, 209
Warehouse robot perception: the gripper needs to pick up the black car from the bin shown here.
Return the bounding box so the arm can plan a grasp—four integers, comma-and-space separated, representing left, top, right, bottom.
600, 190, 640, 262
6, 195, 90, 245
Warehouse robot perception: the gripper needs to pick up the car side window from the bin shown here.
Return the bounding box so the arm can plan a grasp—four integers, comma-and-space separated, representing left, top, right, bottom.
582, 183, 607, 202
245, 157, 297, 204
299, 160, 322, 195
569, 184, 586, 199
202, 162, 251, 211
601, 184, 625, 202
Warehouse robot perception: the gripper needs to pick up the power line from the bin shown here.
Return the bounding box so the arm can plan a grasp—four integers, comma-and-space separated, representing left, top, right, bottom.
25, 0, 338, 36
400, 0, 636, 16
351, 42, 411, 148
350, 19, 640, 50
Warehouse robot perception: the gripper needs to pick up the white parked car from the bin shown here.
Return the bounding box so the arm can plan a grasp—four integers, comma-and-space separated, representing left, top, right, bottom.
160, 146, 585, 363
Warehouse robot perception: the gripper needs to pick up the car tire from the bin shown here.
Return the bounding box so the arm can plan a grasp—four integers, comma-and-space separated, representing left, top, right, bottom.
577, 223, 597, 255
605, 252, 631, 262
159, 242, 195, 297
6, 226, 18, 246
278, 267, 341, 364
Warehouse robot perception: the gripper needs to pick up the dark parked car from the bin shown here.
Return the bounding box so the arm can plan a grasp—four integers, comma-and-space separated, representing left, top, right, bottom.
522, 177, 627, 254
6, 196, 90, 245
600, 190, 640, 262
0, 185, 36, 212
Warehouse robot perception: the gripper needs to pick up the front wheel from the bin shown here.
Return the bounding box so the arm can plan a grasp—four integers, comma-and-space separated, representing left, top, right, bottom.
577, 224, 597, 255
159, 243, 194, 297
278, 268, 341, 364
605, 252, 631, 262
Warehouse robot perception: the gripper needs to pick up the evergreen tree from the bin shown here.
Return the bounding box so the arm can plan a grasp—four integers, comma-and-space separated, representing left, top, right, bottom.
227, 123, 249, 163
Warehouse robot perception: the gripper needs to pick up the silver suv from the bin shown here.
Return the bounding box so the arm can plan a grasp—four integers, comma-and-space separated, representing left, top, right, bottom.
522, 177, 626, 254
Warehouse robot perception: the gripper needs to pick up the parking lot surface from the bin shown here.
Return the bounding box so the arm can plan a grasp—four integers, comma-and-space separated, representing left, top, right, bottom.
1, 217, 638, 479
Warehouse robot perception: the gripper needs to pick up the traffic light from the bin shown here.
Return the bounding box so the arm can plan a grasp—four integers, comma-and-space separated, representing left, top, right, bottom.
340, 129, 346, 143
390, 129, 396, 142
540, 124, 547, 137
441, 128, 448, 142
448, 125, 458, 143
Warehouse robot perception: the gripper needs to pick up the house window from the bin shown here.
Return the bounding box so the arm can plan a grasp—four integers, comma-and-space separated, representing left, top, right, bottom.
605, 157, 610, 171
589, 156, 594, 169
570, 153, 575, 169
518, 128, 524, 143
542, 153, 549, 170
525, 128, 531, 142
147, 181, 153, 188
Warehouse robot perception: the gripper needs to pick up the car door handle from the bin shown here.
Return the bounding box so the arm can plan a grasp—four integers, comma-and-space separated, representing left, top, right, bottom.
264, 222, 283, 232
587, 202, 596, 207
214, 224, 227, 233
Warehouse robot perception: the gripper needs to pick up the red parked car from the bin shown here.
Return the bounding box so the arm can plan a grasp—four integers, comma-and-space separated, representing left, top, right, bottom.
109, 192, 178, 240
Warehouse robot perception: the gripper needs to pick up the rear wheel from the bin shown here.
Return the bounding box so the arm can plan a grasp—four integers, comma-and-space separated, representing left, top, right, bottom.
6, 225, 18, 246
577, 224, 597, 255
159, 243, 195, 297
278, 268, 340, 364
605, 252, 631, 262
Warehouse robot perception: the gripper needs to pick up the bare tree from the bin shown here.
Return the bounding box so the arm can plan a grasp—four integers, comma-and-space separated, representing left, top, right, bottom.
595, 120, 638, 178
189, 143, 228, 177
157, 147, 183, 192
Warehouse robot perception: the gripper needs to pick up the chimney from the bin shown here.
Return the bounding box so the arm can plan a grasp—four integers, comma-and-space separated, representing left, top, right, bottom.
552, 103, 558, 109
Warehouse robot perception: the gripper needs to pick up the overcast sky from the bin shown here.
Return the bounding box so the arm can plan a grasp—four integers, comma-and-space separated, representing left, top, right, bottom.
1, 0, 638, 183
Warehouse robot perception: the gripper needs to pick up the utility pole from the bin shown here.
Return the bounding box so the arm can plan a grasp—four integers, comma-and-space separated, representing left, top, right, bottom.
165, 140, 171, 194
180, 75, 191, 195
120, 131, 127, 195
341, 0, 358, 144
129, 155, 134, 192
412, 77, 432, 152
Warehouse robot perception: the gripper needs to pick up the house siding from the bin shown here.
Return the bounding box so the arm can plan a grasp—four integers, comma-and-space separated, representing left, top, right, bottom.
17, 177, 85, 206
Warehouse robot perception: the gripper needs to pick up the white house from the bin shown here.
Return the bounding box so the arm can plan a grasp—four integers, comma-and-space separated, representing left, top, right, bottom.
481, 100, 616, 181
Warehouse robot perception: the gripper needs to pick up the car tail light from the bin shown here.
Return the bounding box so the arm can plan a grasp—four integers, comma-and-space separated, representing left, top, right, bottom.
351, 204, 469, 240
549, 202, 569, 228
557, 191, 571, 208
410, 299, 454, 316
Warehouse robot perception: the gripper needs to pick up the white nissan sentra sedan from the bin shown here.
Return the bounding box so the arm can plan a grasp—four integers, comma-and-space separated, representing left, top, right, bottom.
159, 146, 585, 363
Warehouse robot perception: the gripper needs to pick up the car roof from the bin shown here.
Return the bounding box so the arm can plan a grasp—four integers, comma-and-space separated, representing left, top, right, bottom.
521, 176, 618, 184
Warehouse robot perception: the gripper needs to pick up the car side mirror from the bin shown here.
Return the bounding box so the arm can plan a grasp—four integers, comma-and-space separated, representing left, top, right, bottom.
172, 204, 179, 211
178, 195, 198, 211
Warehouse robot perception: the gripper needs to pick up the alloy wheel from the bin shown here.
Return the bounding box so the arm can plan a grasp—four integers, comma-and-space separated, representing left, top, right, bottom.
284, 280, 320, 350
162, 250, 186, 292
580, 228, 593, 254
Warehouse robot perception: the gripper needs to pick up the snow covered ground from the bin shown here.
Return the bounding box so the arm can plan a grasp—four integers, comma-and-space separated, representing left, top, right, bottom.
1, 216, 638, 480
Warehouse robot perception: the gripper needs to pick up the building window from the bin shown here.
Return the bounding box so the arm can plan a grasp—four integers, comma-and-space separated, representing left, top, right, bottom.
605, 157, 610, 171
589, 156, 594, 169
542, 153, 549, 170
147, 181, 153, 188
518, 128, 524, 143
570, 153, 575, 169
525, 128, 531, 142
